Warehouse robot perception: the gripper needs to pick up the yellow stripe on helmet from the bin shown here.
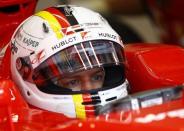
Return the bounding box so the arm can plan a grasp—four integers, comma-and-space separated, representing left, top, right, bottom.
72, 94, 86, 119
36, 11, 63, 39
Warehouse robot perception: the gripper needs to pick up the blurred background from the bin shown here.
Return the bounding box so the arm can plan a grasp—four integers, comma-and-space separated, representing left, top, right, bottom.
35, 0, 184, 45
36, 0, 159, 44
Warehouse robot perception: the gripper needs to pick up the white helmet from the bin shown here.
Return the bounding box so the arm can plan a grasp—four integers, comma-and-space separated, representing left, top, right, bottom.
11, 5, 129, 118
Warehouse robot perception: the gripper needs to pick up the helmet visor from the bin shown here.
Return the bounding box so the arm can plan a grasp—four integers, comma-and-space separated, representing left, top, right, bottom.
18, 40, 125, 93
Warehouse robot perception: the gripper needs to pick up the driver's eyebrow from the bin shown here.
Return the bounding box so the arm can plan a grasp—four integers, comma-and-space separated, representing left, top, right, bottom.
63, 68, 104, 79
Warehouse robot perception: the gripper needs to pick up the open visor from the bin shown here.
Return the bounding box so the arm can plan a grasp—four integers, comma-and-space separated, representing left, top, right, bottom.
17, 40, 125, 93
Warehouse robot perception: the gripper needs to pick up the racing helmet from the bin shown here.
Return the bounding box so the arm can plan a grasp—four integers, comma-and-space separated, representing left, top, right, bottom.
11, 5, 129, 118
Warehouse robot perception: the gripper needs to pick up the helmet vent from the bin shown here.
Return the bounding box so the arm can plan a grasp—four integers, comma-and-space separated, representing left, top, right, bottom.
82, 95, 101, 105
27, 91, 31, 96
42, 23, 49, 33
105, 96, 117, 102
82, 100, 101, 105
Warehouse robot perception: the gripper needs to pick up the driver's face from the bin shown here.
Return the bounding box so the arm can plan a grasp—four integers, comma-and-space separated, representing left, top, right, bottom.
58, 67, 105, 91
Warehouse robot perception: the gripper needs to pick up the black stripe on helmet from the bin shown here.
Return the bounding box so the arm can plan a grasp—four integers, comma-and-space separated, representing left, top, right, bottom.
56, 5, 79, 26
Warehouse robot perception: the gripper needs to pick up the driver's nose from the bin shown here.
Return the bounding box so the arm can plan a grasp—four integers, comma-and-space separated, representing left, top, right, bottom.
81, 76, 93, 90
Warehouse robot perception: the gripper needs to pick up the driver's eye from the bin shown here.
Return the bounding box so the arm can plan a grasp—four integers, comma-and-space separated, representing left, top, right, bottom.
67, 79, 80, 87
91, 74, 103, 81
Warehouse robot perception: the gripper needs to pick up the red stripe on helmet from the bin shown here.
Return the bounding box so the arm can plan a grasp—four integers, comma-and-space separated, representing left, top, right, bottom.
82, 94, 95, 117
45, 7, 71, 35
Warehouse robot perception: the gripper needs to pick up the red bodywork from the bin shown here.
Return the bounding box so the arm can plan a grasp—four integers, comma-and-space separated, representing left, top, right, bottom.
1, 43, 184, 130
125, 44, 184, 92
0, 0, 37, 50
